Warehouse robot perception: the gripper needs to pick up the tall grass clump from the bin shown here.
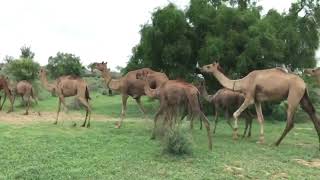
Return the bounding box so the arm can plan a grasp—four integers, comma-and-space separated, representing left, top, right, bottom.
162, 126, 194, 155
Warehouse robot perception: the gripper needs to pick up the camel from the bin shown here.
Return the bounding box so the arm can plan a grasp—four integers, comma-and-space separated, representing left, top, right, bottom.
39, 68, 91, 127
136, 70, 203, 129
94, 62, 166, 128
200, 62, 320, 149
12, 80, 38, 115
304, 67, 320, 85
0, 76, 14, 113
136, 71, 212, 150
196, 81, 253, 136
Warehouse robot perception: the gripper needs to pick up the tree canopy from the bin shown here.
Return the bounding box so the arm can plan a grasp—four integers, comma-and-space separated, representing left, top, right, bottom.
46, 52, 84, 78
124, 0, 320, 86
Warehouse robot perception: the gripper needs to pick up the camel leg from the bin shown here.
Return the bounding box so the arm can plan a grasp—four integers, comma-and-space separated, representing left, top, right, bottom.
135, 97, 147, 118
254, 102, 265, 144
55, 98, 62, 125
275, 92, 300, 146
300, 91, 320, 150
213, 106, 219, 134
199, 112, 213, 150
24, 95, 31, 115
77, 97, 92, 128
116, 95, 128, 128
0, 96, 2, 110
233, 97, 254, 140
151, 105, 165, 139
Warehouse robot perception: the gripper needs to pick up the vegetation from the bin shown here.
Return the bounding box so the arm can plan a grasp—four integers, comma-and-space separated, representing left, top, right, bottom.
3, 46, 40, 81
47, 52, 84, 78
0, 94, 320, 179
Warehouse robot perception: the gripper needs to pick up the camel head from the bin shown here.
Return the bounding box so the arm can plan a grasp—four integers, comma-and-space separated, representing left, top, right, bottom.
95, 61, 108, 72
136, 69, 152, 81
39, 67, 47, 77
304, 67, 320, 77
200, 62, 224, 74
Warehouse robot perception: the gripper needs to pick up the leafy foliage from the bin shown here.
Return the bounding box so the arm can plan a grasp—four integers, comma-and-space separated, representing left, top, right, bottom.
162, 127, 194, 155
47, 52, 84, 78
4, 46, 39, 81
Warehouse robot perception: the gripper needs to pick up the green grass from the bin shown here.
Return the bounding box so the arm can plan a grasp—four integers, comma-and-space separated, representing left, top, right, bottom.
1, 93, 320, 179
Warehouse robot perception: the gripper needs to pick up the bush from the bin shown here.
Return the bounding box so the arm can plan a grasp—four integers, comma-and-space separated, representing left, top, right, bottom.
4, 58, 40, 81
47, 52, 84, 78
162, 127, 193, 155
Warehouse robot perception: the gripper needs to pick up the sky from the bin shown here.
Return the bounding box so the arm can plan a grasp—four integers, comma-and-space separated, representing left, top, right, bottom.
0, 0, 306, 70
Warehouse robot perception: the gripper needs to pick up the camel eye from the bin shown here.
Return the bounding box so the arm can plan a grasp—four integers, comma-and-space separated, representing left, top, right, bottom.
206, 66, 209, 69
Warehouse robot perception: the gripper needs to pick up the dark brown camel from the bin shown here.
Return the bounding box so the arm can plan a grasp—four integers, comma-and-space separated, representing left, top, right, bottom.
95, 62, 165, 128
197, 81, 253, 137
136, 71, 212, 150
201, 62, 320, 149
0, 76, 14, 113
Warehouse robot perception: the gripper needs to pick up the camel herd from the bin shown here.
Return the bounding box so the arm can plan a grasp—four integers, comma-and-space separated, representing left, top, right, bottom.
1, 62, 320, 151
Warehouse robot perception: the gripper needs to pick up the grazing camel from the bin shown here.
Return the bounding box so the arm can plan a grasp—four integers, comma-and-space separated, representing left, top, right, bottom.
200, 62, 320, 148
39, 68, 91, 127
0, 76, 14, 113
136, 71, 212, 150
12, 80, 38, 115
304, 67, 320, 85
95, 62, 165, 128
197, 81, 253, 137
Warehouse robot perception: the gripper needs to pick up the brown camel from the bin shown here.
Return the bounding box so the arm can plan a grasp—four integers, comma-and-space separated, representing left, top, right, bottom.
39, 68, 91, 127
95, 62, 165, 128
196, 81, 253, 137
304, 67, 320, 85
136, 70, 203, 129
136, 71, 212, 150
0, 76, 14, 113
12, 80, 38, 115
200, 62, 320, 149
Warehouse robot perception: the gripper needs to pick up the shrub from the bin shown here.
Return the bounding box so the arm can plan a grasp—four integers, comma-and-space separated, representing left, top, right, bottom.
5, 58, 40, 81
162, 127, 193, 155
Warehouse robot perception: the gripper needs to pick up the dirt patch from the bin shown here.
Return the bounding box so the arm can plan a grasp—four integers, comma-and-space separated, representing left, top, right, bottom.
224, 165, 244, 178
271, 172, 288, 179
294, 159, 320, 168
0, 111, 112, 125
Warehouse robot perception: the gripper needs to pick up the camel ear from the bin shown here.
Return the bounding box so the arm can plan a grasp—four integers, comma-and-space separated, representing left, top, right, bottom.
102, 61, 105, 64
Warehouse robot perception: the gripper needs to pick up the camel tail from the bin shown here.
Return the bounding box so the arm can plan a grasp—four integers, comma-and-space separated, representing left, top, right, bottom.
85, 86, 91, 101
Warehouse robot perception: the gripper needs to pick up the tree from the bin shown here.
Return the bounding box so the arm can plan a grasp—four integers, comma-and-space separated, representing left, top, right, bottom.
4, 46, 39, 81
46, 52, 84, 78
20, 45, 35, 59
123, 4, 196, 79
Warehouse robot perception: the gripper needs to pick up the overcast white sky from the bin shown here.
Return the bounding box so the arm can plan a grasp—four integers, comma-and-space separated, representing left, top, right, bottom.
0, 0, 310, 70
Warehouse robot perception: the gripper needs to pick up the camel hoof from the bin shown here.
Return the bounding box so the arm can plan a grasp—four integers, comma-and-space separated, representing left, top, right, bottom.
53, 122, 58, 125
86, 124, 90, 128
37, 112, 41, 116
23, 112, 28, 115
256, 136, 265, 144
150, 136, 155, 140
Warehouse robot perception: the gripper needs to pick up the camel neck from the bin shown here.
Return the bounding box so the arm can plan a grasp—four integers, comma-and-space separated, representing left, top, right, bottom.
211, 69, 242, 91
199, 86, 212, 102
40, 73, 55, 92
100, 70, 121, 92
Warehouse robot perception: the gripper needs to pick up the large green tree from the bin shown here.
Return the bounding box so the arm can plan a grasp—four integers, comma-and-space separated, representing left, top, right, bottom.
46, 52, 84, 78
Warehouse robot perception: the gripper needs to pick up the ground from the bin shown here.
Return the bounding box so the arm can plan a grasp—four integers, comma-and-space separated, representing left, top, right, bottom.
0, 93, 320, 179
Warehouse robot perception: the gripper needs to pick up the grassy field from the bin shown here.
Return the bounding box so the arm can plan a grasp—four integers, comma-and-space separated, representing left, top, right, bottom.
0, 93, 320, 179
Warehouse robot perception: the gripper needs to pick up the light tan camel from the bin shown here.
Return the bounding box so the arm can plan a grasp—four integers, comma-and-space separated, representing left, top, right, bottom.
95, 62, 164, 128
12, 80, 38, 115
200, 62, 320, 148
39, 68, 92, 127
0, 76, 14, 113
136, 71, 212, 150
196, 81, 253, 137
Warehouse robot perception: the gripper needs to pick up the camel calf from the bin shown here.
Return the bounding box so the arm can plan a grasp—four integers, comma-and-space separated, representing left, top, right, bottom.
12, 80, 38, 115
197, 81, 253, 137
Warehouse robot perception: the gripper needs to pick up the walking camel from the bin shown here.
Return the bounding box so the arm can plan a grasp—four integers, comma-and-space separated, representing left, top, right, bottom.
197, 81, 253, 137
39, 68, 91, 127
136, 70, 212, 150
95, 62, 165, 128
200, 62, 320, 148
12, 80, 38, 115
0, 76, 14, 113
136, 70, 203, 129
